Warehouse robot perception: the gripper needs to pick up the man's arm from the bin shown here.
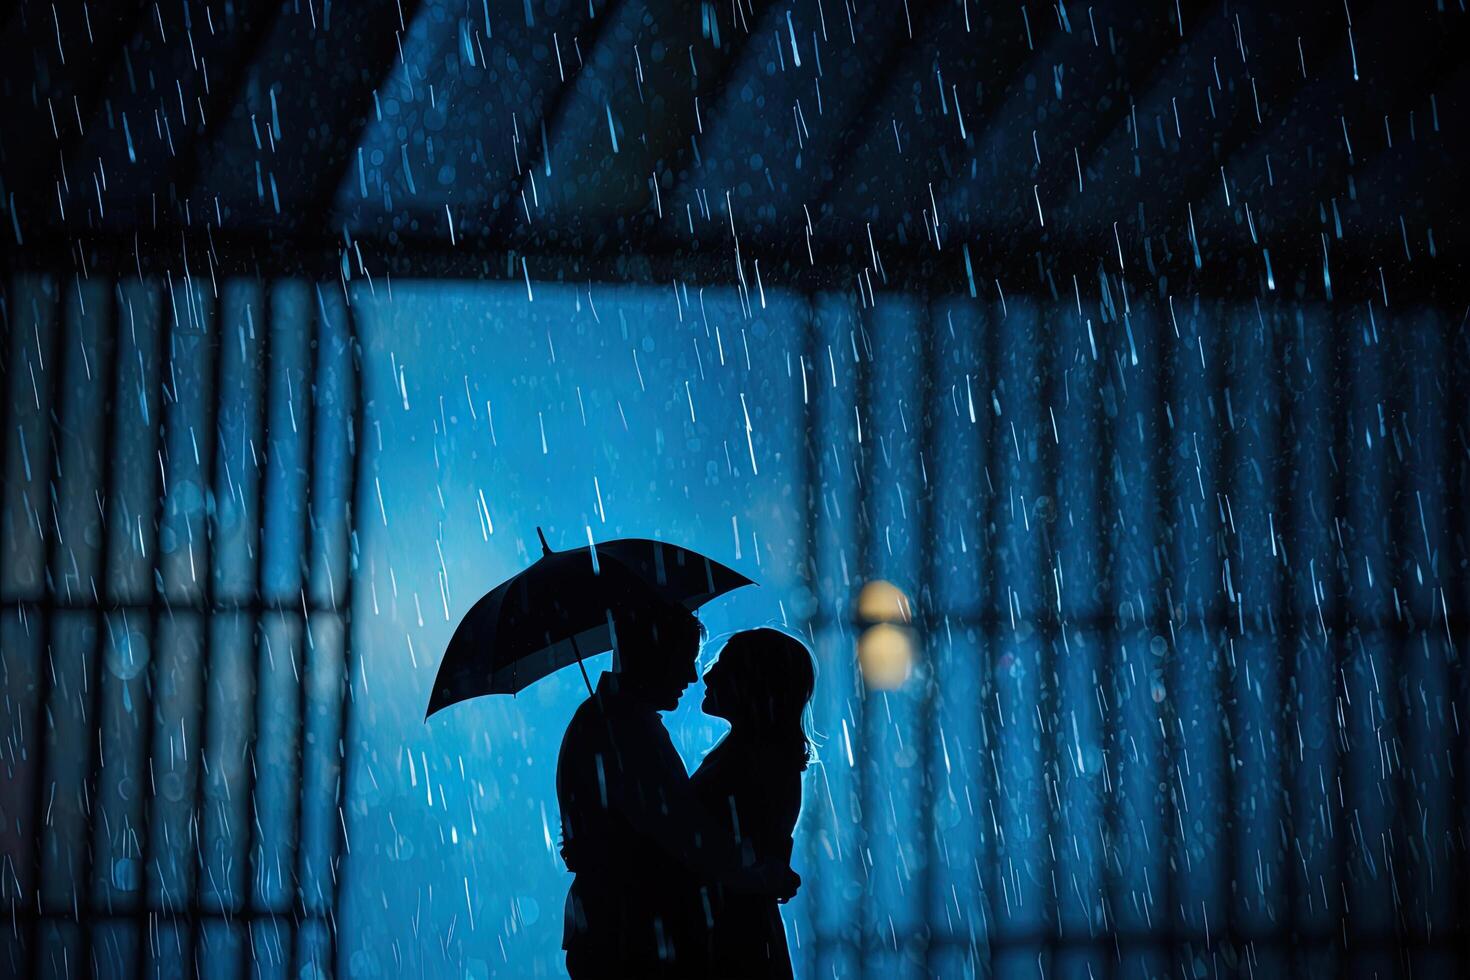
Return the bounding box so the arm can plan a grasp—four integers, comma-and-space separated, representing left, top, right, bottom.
605, 715, 798, 898
605, 715, 735, 874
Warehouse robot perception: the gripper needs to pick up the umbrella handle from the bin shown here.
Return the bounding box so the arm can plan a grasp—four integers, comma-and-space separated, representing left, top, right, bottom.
568, 633, 594, 696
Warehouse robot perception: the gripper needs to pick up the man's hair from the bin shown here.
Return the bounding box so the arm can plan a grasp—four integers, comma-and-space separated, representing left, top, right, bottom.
610, 600, 704, 672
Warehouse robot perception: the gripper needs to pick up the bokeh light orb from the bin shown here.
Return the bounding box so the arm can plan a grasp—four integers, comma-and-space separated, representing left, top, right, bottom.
857, 579, 911, 624
858, 623, 914, 690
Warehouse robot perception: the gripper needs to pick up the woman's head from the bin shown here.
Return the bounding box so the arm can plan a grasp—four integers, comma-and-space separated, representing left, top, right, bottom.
701, 628, 816, 763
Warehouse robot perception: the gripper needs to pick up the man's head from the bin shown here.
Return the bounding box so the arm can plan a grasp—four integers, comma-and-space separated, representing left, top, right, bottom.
610, 600, 705, 711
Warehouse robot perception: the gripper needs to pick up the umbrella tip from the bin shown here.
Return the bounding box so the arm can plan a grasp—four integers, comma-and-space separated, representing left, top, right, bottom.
536, 526, 552, 556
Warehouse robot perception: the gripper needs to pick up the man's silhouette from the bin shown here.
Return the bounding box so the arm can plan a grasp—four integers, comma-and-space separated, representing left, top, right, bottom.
556, 601, 794, 978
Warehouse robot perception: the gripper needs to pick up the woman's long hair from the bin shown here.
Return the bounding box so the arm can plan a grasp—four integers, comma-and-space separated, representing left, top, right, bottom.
712, 628, 816, 769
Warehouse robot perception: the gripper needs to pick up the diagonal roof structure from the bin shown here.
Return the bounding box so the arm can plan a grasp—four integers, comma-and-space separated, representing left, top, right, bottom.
1, 0, 1464, 300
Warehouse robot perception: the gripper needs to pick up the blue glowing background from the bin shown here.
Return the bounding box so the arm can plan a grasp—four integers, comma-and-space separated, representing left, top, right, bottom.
2, 0, 1468, 976
330, 279, 1458, 975
343, 282, 806, 976
3, 269, 1467, 980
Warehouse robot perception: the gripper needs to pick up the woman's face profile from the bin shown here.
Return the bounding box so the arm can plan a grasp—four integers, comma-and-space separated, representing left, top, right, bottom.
699, 658, 726, 719
700, 649, 746, 721
700, 630, 812, 728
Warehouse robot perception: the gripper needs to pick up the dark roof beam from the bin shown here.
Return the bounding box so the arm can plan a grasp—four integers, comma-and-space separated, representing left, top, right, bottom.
1199, 2, 1467, 271
1038, 0, 1215, 212
483, 0, 631, 246
806, 0, 949, 226
645, 0, 779, 211
301, 0, 429, 234
1209, 4, 1461, 231
7, 3, 148, 203
1148, 10, 1321, 230
170, 1, 286, 209
6, 223, 1452, 305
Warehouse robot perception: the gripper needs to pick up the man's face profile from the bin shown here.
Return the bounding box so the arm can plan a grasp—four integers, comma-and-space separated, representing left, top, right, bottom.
639, 636, 700, 711
618, 614, 702, 711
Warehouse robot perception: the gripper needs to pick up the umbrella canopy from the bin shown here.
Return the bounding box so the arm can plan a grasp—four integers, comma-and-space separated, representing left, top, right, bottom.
425, 531, 753, 717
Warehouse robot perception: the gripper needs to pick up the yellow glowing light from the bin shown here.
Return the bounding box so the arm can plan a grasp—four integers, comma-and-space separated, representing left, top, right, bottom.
857, 579, 911, 624
858, 623, 914, 690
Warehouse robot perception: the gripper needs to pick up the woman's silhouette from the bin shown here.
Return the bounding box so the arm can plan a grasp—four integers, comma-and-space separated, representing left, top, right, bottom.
690, 628, 815, 979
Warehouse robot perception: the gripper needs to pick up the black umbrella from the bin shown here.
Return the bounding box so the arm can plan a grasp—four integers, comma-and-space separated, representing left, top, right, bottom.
425, 529, 754, 718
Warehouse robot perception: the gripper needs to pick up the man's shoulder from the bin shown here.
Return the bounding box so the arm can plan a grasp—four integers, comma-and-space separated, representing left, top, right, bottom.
556, 696, 608, 788
560, 690, 644, 748
561, 694, 606, 741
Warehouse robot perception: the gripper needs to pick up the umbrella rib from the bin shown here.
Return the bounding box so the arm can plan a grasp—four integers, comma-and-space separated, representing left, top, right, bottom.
568, 633, 595, 696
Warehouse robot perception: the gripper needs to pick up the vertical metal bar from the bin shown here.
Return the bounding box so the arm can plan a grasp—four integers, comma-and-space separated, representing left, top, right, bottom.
1387, 315, 1411, 968
795, 293, 820, 979
1215, 305, 1237, 957
133, 278, 178, 980
82, 279, 165, 966
980, 298, 1001, 977
853, 299, 874, 976
286, 289, 322, 973
1054, 289, 1110, 966
1097, 305, 1120, 979
0, 272, 11, 525
0, 274, 14, 942
1273, 307, 1301, 967
916, 294, 938, 975
77, 281, 122, 974
1287, 303, 1337, 972
1154, 298, 1177, 966
0, 277, 11, 596
1450, 310, 1469, 976
1329, 305, 1351, 980
22, 277, 67, 978
238, 281, 276, 955
327, 288, 368, 979
183, 282, 227, 973
1452, 310, 1470, 975
1341, 304, 1397, 968
1037, 292, 1060, 964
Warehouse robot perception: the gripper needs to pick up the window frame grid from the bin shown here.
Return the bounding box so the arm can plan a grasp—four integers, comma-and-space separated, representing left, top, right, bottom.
1, 274, 361, 979
4, 275, 1464, 977
795, 293, 1469, 976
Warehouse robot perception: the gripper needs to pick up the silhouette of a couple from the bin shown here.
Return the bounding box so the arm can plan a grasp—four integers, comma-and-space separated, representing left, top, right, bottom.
556, 601, 814, 978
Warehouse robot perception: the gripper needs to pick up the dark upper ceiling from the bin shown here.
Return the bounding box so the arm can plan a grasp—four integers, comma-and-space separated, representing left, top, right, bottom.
1, 0, 1466, 295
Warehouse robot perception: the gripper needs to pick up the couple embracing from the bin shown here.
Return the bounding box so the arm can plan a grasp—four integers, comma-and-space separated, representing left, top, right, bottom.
556, 601, 815, 978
